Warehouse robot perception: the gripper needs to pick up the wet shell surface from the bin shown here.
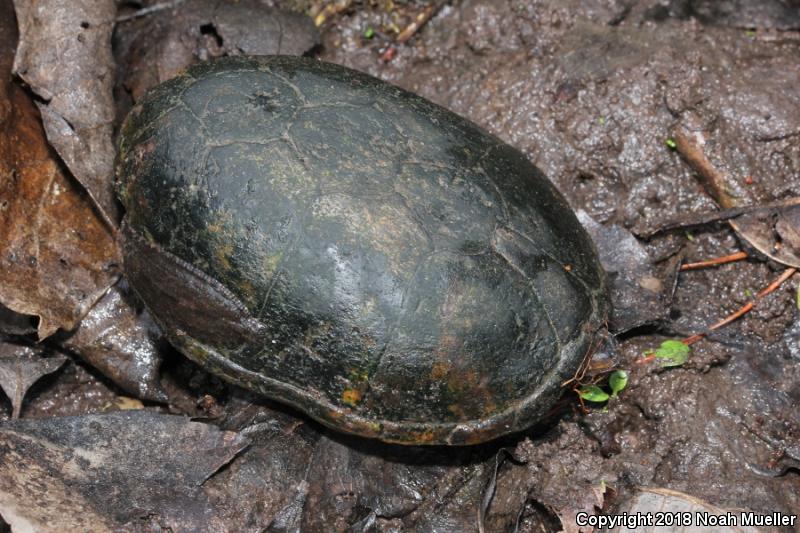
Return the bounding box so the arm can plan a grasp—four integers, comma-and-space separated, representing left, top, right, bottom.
117, 56, 609, 445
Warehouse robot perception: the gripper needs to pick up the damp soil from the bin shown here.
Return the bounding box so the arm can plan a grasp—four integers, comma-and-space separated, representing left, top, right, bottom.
317, 0, 800, 524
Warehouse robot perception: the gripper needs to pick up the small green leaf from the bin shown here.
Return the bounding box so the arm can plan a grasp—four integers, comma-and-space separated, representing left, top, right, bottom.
744, 288, 754, 299
598, 116, 605, 125
665, 138, 677, 149
363, 27, 375, 39
685, 231, 694, 241
578, 385, 610, 403
745, 29, 756, 37
651, 339, 690, 367
609, 370, 628, 397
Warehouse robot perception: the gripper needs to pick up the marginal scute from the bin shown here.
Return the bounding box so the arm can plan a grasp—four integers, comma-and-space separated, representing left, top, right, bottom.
117, 56, 609, 445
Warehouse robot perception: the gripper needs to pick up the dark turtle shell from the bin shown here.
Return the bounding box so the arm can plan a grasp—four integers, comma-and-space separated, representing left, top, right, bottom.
117, 56, 608, 445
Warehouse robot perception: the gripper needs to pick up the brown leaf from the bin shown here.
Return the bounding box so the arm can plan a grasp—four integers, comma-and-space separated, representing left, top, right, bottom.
61, 281, 167, 402
0, 342, 66, 418
617, 487, 761, 533
0, 0, 120, 339
12, 0, 120, 226
578, 210, 667, 332
730, 202, 800, 269
775, 206, 800, 253
673, 117, 800, 269
0, 411, 249, 531
115, 0, 319, 101
198, 397, 516, 531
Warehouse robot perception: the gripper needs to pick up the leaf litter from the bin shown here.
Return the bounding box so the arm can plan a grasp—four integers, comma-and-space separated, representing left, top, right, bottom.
13, 0, 120, 227
0, 342, 66, 419
0, 0, 120, 340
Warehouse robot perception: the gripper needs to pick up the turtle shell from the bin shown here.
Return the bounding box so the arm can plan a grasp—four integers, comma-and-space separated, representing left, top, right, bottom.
117, 56, 608, 445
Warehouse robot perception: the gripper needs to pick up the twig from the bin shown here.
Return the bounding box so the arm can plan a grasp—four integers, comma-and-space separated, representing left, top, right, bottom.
116, 0, 185, 23
313, 0, 352, 27
672, 125, 738, 209
397, 1, 445, 43
639, 197, 800, 238
680, 251, 749, 271
683, 267, 797, 345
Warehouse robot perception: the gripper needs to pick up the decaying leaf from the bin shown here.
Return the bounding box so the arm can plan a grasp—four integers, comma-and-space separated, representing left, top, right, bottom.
12, 0, 120, 226
477, 448, 527, 533
61, 281, 167, 402
186, 395, 530, 531
578, 210, 667, 332
115, 0, 319, 101
731, 203, 800, 269
616, 487, 761, 532
0, 410, 249, 531
0, 0, 120, 339
775, 207, 800, 253
0, 342, 66, 418
672, 121, 800, 269
204, 408, 319, 530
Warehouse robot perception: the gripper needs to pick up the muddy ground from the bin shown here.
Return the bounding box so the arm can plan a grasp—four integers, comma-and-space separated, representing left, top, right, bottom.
1, 0, 799, 531
319, 0, 800, 524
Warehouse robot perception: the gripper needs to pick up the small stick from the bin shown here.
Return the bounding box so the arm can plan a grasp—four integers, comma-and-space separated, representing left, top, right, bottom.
640, 194, 800, 238
680, 251, 749, 271
313, 0, 353, 27
683, 267, 797, 346
673, 126, 738, 210
397, 1, 444, 43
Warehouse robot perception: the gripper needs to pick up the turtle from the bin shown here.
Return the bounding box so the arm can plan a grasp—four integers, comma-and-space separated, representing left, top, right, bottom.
116, 55, 609, 445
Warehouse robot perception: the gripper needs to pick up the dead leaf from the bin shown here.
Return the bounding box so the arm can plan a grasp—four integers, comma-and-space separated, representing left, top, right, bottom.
61, 281, 167, 402
204, 408, 319, 530
775, 207, 800, 253
731, 203, 800, 269
673, 119, 800, 269
478, 448, 527, 533
0, 342, 66, 418
616, 487, 761, 532
197, 396, 525, 531
115, 0, 319, 101
0, 410, 249, 531
0, 0, 120, 339
578, 210, 667, 332
12, 0, 120, 226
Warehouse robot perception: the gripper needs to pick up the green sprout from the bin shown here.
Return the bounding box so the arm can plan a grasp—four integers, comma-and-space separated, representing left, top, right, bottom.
609, 370, 628, 398
598, 116, 606, 125
363, 27, 375, 39
745, 29, 756, 37
578, 369, 629, 404
578, 384, 609, 403
685, 231, 694, 241
665, 138, 677, 150
645, 339, 690, 367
